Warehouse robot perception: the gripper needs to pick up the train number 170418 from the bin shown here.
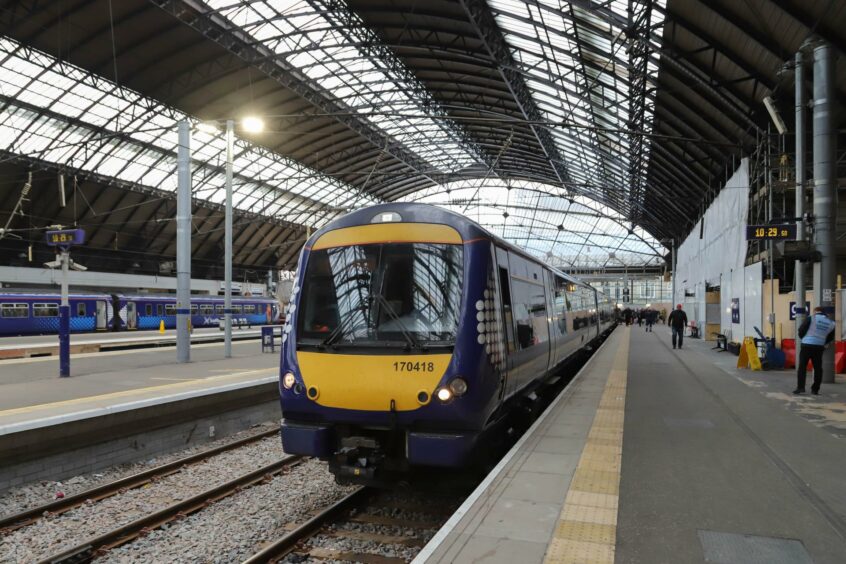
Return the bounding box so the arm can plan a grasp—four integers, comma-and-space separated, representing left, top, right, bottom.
393, 361, 435, 372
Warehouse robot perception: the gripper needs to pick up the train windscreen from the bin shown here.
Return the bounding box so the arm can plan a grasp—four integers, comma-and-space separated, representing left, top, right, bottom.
297, 243, 463, 348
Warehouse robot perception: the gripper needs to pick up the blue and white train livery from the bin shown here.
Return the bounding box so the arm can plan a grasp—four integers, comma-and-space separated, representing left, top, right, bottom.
278, 203, 615, 485
0, 292, 280, 336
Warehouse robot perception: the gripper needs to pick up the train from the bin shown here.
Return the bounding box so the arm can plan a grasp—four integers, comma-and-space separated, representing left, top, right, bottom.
0, 291, 280, 336
278, 203, 615, 485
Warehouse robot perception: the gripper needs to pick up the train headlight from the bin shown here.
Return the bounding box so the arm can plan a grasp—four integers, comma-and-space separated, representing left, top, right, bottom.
282, 372, 296, 389
438, 388, 452, 403
436, 388, 452, 402
449, 378, 468, 397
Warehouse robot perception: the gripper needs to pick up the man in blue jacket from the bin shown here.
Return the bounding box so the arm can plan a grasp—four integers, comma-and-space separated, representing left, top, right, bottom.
794, 306, 836, 395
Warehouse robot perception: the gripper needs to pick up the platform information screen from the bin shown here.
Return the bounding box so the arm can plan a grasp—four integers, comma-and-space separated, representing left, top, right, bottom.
45, 228, 85, 246
745, 224, 796, 241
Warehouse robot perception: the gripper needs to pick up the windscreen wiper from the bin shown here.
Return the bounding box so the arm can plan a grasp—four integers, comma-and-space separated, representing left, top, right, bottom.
319, 309, 359, 349
372, 293, 421, 351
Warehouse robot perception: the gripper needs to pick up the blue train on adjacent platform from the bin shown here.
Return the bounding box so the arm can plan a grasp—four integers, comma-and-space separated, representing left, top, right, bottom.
0, 292, 279, 336
278, 203, 615, 484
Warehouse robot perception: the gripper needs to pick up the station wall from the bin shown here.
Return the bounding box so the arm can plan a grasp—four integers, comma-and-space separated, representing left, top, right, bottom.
674, 159, 756, 341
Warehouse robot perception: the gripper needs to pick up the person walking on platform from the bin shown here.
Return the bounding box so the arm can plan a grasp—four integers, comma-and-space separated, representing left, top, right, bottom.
667, 304, 688, 349
645, 309, 656, 332
794, 306, 835, 395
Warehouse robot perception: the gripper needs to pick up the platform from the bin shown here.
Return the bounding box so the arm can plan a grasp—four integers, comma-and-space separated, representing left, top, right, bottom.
416, 326, 846, 564
0, 326, 262, 359
0, 338, 277, 419
0, 339, 281, 490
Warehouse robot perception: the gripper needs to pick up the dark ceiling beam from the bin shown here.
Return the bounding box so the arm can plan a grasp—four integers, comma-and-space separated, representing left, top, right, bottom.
768, 0, 846, 56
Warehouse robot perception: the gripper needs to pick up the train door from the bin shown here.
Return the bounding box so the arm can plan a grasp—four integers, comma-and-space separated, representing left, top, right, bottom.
126, 301, 137, 330
95, 300, 107, 331
494, 247, 515, 398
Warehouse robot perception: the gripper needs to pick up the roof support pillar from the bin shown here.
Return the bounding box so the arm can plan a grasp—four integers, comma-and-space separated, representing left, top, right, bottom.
176, 119, 192, 363
794, 48, 806, 359
811, 41, 836, 383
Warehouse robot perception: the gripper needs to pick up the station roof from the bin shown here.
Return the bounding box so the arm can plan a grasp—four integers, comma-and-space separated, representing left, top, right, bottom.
1, 0, 845, 273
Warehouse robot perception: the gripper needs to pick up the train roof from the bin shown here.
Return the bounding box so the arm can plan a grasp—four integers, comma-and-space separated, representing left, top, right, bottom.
0, 291, 109, 299
117, 294, 276, 301
308, 203, 593, 290
0, 291, 277, 301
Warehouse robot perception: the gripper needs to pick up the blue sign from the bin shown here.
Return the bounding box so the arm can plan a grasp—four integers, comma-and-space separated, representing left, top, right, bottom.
46, 229, 85, 246
789, 301, 811, 321
731, 298, 740, 324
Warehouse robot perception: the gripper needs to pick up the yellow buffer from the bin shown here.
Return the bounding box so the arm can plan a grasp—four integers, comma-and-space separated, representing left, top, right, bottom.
296, 351, 452, 411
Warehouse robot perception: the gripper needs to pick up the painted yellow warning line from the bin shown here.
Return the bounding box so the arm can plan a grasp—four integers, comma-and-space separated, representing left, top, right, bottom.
0, 367, 277, 417
545, 326, 630, 564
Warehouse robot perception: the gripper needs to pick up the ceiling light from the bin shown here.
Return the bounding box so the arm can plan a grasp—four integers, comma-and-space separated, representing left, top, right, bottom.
242, 116, 264, 133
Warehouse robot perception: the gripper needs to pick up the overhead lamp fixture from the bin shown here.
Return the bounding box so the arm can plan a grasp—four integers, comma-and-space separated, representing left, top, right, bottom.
242, 116, 265, 133
763, 96, 788, 135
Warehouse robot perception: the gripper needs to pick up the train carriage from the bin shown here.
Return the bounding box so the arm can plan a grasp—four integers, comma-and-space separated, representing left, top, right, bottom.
278, 203, 614, 484
0, 292, 279, 335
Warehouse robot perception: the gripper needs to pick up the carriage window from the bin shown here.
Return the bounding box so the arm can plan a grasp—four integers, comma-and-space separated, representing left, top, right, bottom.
33, 303, 59, 317
190, 304, 198, 314
145, 304, 153, 316
245, 305, 256, 314
233, 305, 242, 313
510, 279, 549, 349
157, 304, 164, 316
216, 304, 224, 314
77, 303, 87, 317
1, 303, 28, 318
165, 304, 176, 315
200, 304, 213, 314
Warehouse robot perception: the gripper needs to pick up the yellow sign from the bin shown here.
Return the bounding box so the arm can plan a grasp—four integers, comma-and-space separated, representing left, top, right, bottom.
737, 337, 762, 370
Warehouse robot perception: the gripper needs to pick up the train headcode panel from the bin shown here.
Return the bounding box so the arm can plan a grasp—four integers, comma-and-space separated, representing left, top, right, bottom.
745, 224, 796, 241
45, 229, 86, 246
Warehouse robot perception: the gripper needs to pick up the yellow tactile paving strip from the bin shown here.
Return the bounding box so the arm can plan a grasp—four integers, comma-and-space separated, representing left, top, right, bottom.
545, 327, 629, 564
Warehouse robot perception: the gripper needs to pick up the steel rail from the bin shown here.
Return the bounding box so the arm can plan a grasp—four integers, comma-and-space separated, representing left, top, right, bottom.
241, 486, 370, 564
35, 454, 302, 564
0, 427, 280, 533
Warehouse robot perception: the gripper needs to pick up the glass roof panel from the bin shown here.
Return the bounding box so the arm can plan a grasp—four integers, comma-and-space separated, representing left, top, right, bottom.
0, 36, 375, 229
489, 0, 666, 222
203, 0, 480, 174
401, 178, 664, 269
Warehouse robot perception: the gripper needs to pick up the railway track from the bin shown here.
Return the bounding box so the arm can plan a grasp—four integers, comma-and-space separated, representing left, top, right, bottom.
0, 426, 281, 534
31, 454, 303, 564
243, 487, 461, 564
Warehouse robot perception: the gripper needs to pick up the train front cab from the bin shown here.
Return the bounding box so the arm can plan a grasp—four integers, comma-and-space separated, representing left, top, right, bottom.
279, 218, 502, 483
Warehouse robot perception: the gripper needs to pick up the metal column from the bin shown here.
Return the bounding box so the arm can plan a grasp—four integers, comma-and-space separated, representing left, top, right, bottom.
176, 120, 192, 363
224, 119, 234, 358
794, 49, 807, 358
812, 42, 836, 383
59, 251, 70, 377
671, 239, 677, 305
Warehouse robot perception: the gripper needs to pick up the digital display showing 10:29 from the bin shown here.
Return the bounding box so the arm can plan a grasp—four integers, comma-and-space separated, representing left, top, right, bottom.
745, 224, 796, 240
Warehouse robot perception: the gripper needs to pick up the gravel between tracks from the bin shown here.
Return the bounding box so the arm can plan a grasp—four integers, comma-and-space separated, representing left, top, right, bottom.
0, 421, 279, 518
0, 424, 286, 563
96, 458, 353, 563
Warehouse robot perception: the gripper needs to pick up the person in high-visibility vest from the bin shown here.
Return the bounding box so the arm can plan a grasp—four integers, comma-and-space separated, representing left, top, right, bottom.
794, 306, 835, 395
